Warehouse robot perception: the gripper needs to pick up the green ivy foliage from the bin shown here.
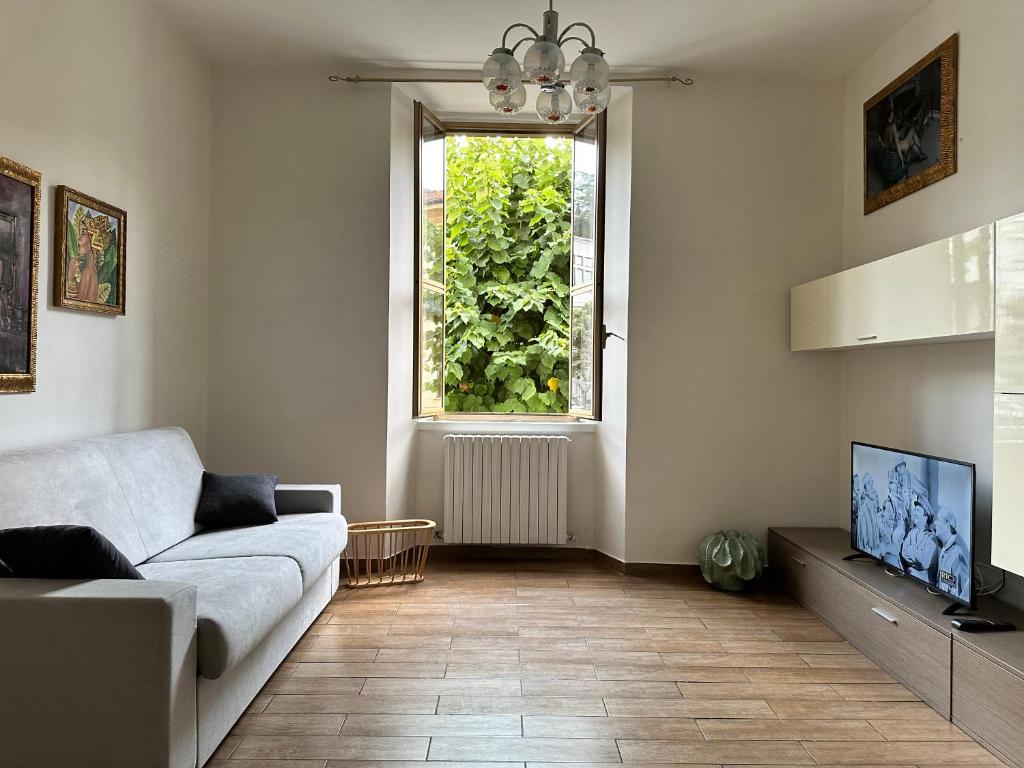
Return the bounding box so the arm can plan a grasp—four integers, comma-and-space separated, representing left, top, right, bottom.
444, 136, 572, 413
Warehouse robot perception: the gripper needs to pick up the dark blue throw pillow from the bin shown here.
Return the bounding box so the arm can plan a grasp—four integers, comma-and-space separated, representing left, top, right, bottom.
0, 525, 143, 579
196, 472, 279, 530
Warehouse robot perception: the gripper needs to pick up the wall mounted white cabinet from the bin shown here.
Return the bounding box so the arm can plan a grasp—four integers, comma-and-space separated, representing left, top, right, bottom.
992, 213, 1024, 578
791, 224, 995, 351
992, 394, 1024, 574
995, 214, 1024, 395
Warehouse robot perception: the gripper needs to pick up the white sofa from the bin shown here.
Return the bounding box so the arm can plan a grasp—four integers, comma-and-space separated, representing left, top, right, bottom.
0, 427, 347, 768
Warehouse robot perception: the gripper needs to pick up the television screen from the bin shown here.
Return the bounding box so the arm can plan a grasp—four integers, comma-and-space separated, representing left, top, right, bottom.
851, 442, 975, 607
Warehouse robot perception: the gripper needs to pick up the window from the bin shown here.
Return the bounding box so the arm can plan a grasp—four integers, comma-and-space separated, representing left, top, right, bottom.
414, 103, 605, 419
415, 105, 446, 416
569, 117, 602, 418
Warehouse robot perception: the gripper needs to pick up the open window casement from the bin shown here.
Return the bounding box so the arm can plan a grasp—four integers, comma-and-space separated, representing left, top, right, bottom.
414, 103, 605, 419
415, 102, 446, 417
568, 113, 605, 420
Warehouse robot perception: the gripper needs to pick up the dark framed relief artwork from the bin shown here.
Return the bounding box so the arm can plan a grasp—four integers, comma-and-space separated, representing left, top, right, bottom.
0, 156, 40, 394
54, 186, 126, 315
864, 33, 958, 215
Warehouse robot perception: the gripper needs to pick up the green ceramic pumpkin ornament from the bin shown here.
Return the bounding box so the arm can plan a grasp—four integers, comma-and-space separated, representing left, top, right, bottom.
697, 530, 764, 591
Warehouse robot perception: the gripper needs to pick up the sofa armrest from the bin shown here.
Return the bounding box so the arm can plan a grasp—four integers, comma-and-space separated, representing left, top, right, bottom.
0, 579, 198, 768
275, 483, 342, 516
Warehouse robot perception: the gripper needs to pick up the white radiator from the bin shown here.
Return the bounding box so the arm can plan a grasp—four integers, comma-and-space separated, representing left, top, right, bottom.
443, 435, 569, 545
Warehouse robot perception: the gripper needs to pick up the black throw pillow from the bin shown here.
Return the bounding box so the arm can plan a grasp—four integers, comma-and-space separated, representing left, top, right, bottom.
0, 525, 143, 579
196, 472, 280, 530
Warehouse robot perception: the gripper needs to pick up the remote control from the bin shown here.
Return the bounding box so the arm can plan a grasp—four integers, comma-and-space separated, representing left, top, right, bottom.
951, 618, 1017, 632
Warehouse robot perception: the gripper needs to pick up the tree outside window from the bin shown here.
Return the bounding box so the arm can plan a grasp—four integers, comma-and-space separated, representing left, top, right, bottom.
443, 135, 572, 414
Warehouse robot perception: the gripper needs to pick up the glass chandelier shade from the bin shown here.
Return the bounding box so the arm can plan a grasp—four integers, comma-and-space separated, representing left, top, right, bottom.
573, 83, 610, 114
489, 83, 527, 114
523, 40, 565, 85
481, 5, 609, 118
569, 48, 609, 94
536, 84, 573, 123
482, 47, 522, 94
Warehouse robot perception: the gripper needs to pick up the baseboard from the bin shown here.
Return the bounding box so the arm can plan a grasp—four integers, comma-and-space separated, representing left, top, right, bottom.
429, 544, 595, 562
430, 544, 701, 577
591, 549, 626, 574
590, 550, 701, 577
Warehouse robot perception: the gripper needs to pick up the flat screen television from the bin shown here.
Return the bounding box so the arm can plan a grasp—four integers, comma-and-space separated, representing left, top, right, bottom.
851, 442, 975, 610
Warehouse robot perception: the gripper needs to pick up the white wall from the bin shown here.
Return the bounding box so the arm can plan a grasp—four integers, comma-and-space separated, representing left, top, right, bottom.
207, 75, 607, 539
837, 0, 1024, 599
842, 0, 1024, 266
623, 77, 845, 563
0, 0, 211, 452
207, 70, 392, 522
593, 88, 634, 562
840, 340, 994, 535
405, 79, 845, 562
385, 86, 417, 521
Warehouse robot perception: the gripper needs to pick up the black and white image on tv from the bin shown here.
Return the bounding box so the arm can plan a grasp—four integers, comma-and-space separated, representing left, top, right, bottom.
852, 444, 972, 604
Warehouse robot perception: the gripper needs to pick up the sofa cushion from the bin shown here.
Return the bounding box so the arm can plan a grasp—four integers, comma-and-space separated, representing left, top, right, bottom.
0, 440, 149, 565
196, 472, 280, 530
137, 556, 302, 680
0, 428, 205, 566
90, 427, 205, 560
146, 513, 347, 588
0, 525, 144, 579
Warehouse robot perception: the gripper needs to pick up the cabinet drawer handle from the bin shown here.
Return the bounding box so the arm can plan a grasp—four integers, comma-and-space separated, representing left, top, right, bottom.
857, 334, 878, 341
871, 607, 898, 624
789, 555, 807, 567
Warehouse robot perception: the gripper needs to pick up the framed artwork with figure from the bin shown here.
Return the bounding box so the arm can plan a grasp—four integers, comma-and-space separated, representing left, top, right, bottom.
863, 34, 958, 214
0, 155, 41, 394
54, 186, 126, 315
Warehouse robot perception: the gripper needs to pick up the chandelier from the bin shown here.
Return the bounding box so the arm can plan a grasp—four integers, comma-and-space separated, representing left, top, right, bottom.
481, 1, 610, 122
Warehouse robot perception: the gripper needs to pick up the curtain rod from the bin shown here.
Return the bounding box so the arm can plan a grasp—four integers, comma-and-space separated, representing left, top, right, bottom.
328, 74, 693, 85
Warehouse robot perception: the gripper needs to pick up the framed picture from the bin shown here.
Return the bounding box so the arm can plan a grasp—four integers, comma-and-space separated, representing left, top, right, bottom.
0, 156, 41, 394
54, 186, 126, 315
864, 34, 958, 215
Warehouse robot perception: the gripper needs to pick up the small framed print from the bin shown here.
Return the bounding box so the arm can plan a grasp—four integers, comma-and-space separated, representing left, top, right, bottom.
54, 186, 126, 315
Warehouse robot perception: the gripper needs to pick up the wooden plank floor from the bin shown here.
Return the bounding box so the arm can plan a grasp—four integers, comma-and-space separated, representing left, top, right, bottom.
209, 558, 1002, 767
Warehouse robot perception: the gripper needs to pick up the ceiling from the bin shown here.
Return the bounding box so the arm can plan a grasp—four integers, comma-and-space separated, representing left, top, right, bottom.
156, 0, 929, 81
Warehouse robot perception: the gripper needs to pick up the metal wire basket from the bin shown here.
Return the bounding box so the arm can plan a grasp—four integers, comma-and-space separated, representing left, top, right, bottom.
342, 519, 436, 588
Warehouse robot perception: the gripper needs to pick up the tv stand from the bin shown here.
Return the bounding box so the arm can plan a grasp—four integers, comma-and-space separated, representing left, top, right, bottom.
770, 527, 1024, 768
943, 602, 971, 616
841, 552, 874, 562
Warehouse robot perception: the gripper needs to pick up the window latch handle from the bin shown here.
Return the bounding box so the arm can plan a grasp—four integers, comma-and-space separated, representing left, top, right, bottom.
602, 325, 625, 348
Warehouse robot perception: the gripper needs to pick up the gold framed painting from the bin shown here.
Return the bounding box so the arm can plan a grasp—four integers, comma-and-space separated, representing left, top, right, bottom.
863, 34, 958, 215
54, 186, 126, 315
0, 156, 41, 394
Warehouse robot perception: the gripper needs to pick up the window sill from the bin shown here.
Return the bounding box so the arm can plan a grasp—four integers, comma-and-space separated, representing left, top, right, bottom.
415, 418, 596, 434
